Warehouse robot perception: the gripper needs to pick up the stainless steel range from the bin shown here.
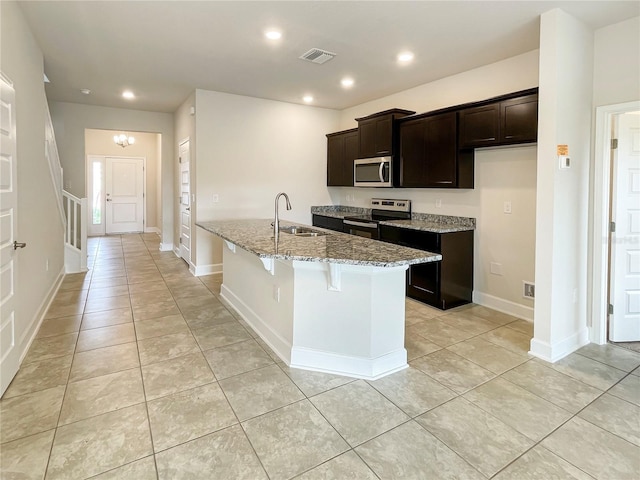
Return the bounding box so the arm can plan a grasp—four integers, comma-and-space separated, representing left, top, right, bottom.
343, 198, 411, 240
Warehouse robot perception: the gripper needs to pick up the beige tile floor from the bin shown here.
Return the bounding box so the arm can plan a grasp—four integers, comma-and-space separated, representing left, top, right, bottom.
1, 233, 639, 479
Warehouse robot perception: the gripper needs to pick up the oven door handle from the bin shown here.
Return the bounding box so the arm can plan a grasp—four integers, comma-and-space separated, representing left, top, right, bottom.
379, 162, 385, 183
344, 220, 377, 229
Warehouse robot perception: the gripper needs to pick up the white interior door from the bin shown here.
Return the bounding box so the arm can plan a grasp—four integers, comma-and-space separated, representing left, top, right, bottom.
610, 112, 640, 342
179, 140, 191, 263
0, 73, 22, 395
105, 157, 144, 234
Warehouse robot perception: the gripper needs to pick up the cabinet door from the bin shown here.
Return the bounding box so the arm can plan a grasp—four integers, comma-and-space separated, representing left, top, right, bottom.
358, 118, 378, 157
358, 115, 393, 157
327, 135, 343, 186
424, 112, 457, 187
458, 104, 500, 148
374, 116, 393, 155
399, 119, 426, 187
500, 94, 538, 144
343, 130, 358, 185
327, 130, 357, 186
407, 262, 440, 306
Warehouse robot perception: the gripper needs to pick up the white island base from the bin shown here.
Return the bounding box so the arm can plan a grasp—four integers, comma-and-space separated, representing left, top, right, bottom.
220, 242, 409, 380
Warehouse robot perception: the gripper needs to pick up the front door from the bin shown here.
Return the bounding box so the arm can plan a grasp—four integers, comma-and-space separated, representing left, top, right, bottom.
178, 140, 191, 263
105, 157, 144, 234
0, 73, 21, 395
610, 112, 640, 341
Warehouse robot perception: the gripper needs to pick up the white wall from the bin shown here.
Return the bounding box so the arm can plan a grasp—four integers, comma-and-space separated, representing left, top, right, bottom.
531, 9, 594, 361
593, 16, 640, 108
48, 101, 174, 246
85, 129, 161, 231
0, 1, 65, 366
192, 89, 340, 269
332, 51, 540, 318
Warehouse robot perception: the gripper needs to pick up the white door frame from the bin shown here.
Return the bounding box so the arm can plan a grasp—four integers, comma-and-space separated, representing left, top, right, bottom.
178, 137, 191, 265
589, 100, 640, 344
86, 155, 146, 235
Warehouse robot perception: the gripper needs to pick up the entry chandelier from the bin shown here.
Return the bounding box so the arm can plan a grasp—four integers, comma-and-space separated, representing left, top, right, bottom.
113, 133, 135, 148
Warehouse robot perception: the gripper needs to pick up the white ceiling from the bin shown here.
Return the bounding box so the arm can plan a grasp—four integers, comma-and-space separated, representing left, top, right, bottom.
18, 1, 639, 113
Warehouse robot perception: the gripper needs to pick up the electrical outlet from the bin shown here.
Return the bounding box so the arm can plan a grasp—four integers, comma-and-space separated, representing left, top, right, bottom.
212, 194, 219, 203
523, 281, 535, 299
504, 201, 512, 214
435, 199, 442, 208
490, 262, 503, 275
559, 156, 571, 169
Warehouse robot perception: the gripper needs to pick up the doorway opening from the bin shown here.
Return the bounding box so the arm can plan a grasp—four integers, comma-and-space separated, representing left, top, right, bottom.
85, 129, 162, 236
590, 100, 640, 348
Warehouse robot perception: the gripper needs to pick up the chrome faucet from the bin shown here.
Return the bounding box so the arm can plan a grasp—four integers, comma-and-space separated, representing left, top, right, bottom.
274, 192, 292, 244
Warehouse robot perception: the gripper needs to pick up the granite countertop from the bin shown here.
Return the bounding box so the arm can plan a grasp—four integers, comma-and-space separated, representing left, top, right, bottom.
311, 206, 475, 233
196, 219, 441, 267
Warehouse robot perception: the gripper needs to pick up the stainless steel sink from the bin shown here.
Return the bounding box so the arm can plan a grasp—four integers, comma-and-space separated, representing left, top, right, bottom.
279, 225, 328, 237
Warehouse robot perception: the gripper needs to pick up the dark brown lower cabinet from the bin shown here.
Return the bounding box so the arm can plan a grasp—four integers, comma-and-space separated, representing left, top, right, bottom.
379, 225, 473, 310
311, 214, 344, 233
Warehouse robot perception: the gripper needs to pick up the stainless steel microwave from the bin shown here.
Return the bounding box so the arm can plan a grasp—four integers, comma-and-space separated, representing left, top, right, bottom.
354, 156, 392, 187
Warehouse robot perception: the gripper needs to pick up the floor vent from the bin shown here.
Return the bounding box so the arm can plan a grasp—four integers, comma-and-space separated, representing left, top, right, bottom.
299, 48, 337, 65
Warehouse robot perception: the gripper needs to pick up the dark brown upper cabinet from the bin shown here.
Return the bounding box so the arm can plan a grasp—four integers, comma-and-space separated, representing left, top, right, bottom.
326, 128, 358, 186
399, 112, 473, 188
355, 109, 415, 158
458, 90, 538, 148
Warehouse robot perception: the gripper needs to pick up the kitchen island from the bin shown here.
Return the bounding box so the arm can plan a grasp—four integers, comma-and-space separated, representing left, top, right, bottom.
197, 219, 441, 379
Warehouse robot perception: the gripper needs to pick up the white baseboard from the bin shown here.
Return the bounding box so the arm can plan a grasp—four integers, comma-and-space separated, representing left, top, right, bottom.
529, 327, 590, 363
290, 346, 408, 381
190, 263, 223, 277
220, 284, 291, 364
173, 246, 180, 257
18, 267, 66, 364
472, 291, 534, 322
144, 226, 160, 234
159, 242, 174, 252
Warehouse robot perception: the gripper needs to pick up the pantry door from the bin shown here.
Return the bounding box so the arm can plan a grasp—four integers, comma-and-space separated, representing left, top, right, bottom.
610, 112, 640, 341
0, 73, 21, 395
105, 157, 144, 234
178, 139, 191, 264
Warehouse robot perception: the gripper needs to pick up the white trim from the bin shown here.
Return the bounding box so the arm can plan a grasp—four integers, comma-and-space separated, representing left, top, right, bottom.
529, 327, 589, 363
472, 291, 534, 322
18, 268, 65, 364
64, 243, 88, 273
290, 346, 408, 381
173, 246, 180, 257
190, 263, 223, 277
144, 226, 160, 234
589, 100, 640, 345
221, 283, 292, 364
159, 242, 174, 252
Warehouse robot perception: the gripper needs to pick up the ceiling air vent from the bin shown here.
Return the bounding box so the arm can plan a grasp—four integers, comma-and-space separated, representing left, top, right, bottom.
299, 48, 337, 65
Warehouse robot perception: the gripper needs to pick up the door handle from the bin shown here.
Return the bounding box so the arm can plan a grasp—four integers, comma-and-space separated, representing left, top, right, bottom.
106, 198, 112, 202
186, 207, 190, 211
13, 241, 26, 250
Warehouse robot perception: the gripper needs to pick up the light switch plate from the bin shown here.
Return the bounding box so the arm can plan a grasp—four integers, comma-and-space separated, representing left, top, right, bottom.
504, 201, 512, 214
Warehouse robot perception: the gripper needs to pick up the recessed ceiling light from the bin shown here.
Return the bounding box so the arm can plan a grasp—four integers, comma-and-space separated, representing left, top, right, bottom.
80, 89, 91, 95
341, 77, 355, 88
397, 52, 414, 63
265, 30, 282, 40
303, 95, 314, 103
122, 90, 135, 99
